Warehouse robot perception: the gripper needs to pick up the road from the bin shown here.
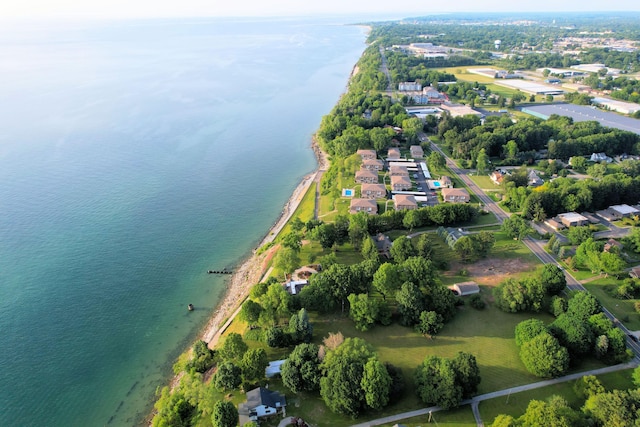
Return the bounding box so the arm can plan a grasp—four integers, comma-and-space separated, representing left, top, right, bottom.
428, 137, 640, 359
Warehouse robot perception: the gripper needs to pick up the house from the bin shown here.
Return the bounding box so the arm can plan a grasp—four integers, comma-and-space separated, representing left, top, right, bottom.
391, 175, 412, 191
398, 81, 422, 91
449, 281, 480, 296
238, 387, 286, 426
362, 159, 384, 171
356, 149, 377, 160
389, 165, 409, 176
596, 209, 621, 222
581, 212, 601, 224
361, 183, 387, 199
558, 212, 589, 228
590, 152, 613, 163
355, 170, 378, 184
284, 280, 308, 295
387, 147, 401, 160
441, 188, 470, 203
437, 226, 464, 249
374, 233, 393, 258
544, 218, 565, 231
490, 170, 505, 185
410, 145, 424, 158
349, 198, 378, 215
604, 239, 623, 253
439, 175, 453, 188
610, 204, 640, 218
423, 88, 447, 104
394, 194, 418, 211
631, 266, 640, 279
528, 170, 543, 187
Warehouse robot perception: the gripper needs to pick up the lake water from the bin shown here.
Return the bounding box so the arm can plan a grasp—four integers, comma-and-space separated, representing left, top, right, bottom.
0, 17, 366, 426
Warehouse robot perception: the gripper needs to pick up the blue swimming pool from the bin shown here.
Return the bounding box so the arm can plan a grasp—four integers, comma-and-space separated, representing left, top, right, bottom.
433, 181, 441, 187
344, 189, 353, 196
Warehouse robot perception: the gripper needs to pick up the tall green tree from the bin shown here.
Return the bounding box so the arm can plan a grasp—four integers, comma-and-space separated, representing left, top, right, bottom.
213, 362, 242, 391
219, 333, 248, 361
540, 264, 567, 295
415, 310, 444, 338
453, 352, 481, 399
520, 332, 569, 378
281, 343, 321, 393
476, 148, 489, 174
289, 308, 313, 343
390, 235, 416, 263
361, 357, 392, 410
414, 355, 463, 410
211, 401, 238, 427
372, 263, 403, 300
241, 348, 268, 382
348, 293, 382, 331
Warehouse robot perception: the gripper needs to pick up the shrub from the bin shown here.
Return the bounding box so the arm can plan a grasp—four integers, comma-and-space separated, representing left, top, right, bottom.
469, 294, 485, 310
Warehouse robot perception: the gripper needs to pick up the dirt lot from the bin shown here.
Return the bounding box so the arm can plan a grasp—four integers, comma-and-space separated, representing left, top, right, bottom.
446, 257, 538, 287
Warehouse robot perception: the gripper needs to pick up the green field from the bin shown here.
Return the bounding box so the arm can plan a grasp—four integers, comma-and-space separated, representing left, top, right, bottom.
584, 277, 640, 330
479, 368, 636, 425
469, 174, 500, 190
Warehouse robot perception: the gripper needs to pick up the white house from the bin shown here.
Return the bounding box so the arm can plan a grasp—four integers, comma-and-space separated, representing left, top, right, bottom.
238, 387, 287, 425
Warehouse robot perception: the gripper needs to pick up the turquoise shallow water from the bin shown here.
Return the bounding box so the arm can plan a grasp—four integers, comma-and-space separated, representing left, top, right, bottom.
0, 17, 365, 426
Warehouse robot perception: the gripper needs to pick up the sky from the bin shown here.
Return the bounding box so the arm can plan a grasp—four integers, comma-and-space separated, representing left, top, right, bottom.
1, 0, 640, 21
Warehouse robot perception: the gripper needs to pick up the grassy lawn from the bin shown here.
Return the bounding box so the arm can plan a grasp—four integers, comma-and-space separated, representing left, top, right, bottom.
583, 277, 640, 330
378, 407, 477, 426
469, 174, 499, 190
276, 183, 317, 240
479, 368, 636, 425
492, 231, 542, 264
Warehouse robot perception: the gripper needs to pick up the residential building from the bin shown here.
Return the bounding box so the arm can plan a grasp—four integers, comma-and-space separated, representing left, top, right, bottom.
387, 147, 401, 159
283, 280, 308, 295
349, 198, 378, 215
611, 204, 640, 218
440, 175, 453, 188
441, 188, 470, 203
596, 209, 621, 221
604, 239, 623, 253
391, 175, 412, 191
374, 233, 393, 258
398, 81, 422, 91
361, 183, 387, 199
558, 212, 589, 228
389, 165, 409, 176
394, 194, 418, 211
355, 170, 378, 184
356, 149, 377, 160
490, 170, 505, 185
362, 159, 384, 171
449, 281, 480, 296
590, 152, 613, 163
238, 387, 286, 426
528, 170, 543, 187
631, 266, 640, 279
544, 218, 565, 231
265, 360, 286, 378
410, 145, 424, 158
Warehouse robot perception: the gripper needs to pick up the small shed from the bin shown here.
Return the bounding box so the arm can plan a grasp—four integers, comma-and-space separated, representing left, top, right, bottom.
265, 359, 286, 378
449, 281, 480, 296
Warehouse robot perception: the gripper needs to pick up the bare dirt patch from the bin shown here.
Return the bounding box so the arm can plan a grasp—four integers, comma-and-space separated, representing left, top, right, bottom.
446, 257, 537, 287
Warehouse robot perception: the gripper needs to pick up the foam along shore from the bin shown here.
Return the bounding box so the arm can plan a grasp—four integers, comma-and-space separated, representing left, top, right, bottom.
200, 137, 327, 350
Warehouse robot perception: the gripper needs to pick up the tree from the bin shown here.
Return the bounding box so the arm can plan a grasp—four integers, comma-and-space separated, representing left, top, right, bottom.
361, 357, 392, 410
633, 365, 640, 388
372, 263, 403, 300
476, 148, 489, 174
265, 326, 290, 348
314, 223, 337, 250
289, 308, 313, 343
403, 210, 421, 231
567, 226, 592, 245
567, 291, 601, 321
281, 343, 321, 393
428, 151, 446, 171
415, 310, 444, 338
515, 318, 547, 347
573, 375, 604, 400
540, 264, 567, 295
241, 348, 268, 382
239, 300, 263, 326
402, 256, 437, 288
601, 251, 626, 278
213, 362, 242, 391
475, 231, 495, 257
274, 246, 300, 279
361, 236, 380, 262
260, 283, 292, 325
571, 156, 587, 173
549, 313, 594, 356
584, 389, 640, 426
518, 396, 583, 427
282, 231, 303, 252
390, 235, 416, 263
587, 162, 607, 179
501, 214, 532, 240
452, 352, 481, 398
414, 355, 463, 410
415, 233, 434, 259
503, 140, 519, 161
520, 332, 569, 378
211, 401, 238, 427
219, 333, 248, 361
348, 212, 369, 249
454, 235, 477, 263
348, 293, 382, 331
396, 282, 425, 326
186, 340, 216, 373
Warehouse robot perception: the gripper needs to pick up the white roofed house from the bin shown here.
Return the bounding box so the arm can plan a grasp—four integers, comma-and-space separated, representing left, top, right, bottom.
558, 212, 589, 228
448, 281, 480, 296
610, 204, 640, 218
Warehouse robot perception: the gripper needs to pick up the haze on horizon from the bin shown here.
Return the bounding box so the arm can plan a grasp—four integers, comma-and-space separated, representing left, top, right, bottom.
2, 0, 640, 21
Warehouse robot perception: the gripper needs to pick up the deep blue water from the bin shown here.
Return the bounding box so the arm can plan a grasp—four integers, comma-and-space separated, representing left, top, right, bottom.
0, 17, 365, 426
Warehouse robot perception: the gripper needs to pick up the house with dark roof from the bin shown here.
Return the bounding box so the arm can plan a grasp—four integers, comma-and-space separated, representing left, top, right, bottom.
238, 387, 286, 426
